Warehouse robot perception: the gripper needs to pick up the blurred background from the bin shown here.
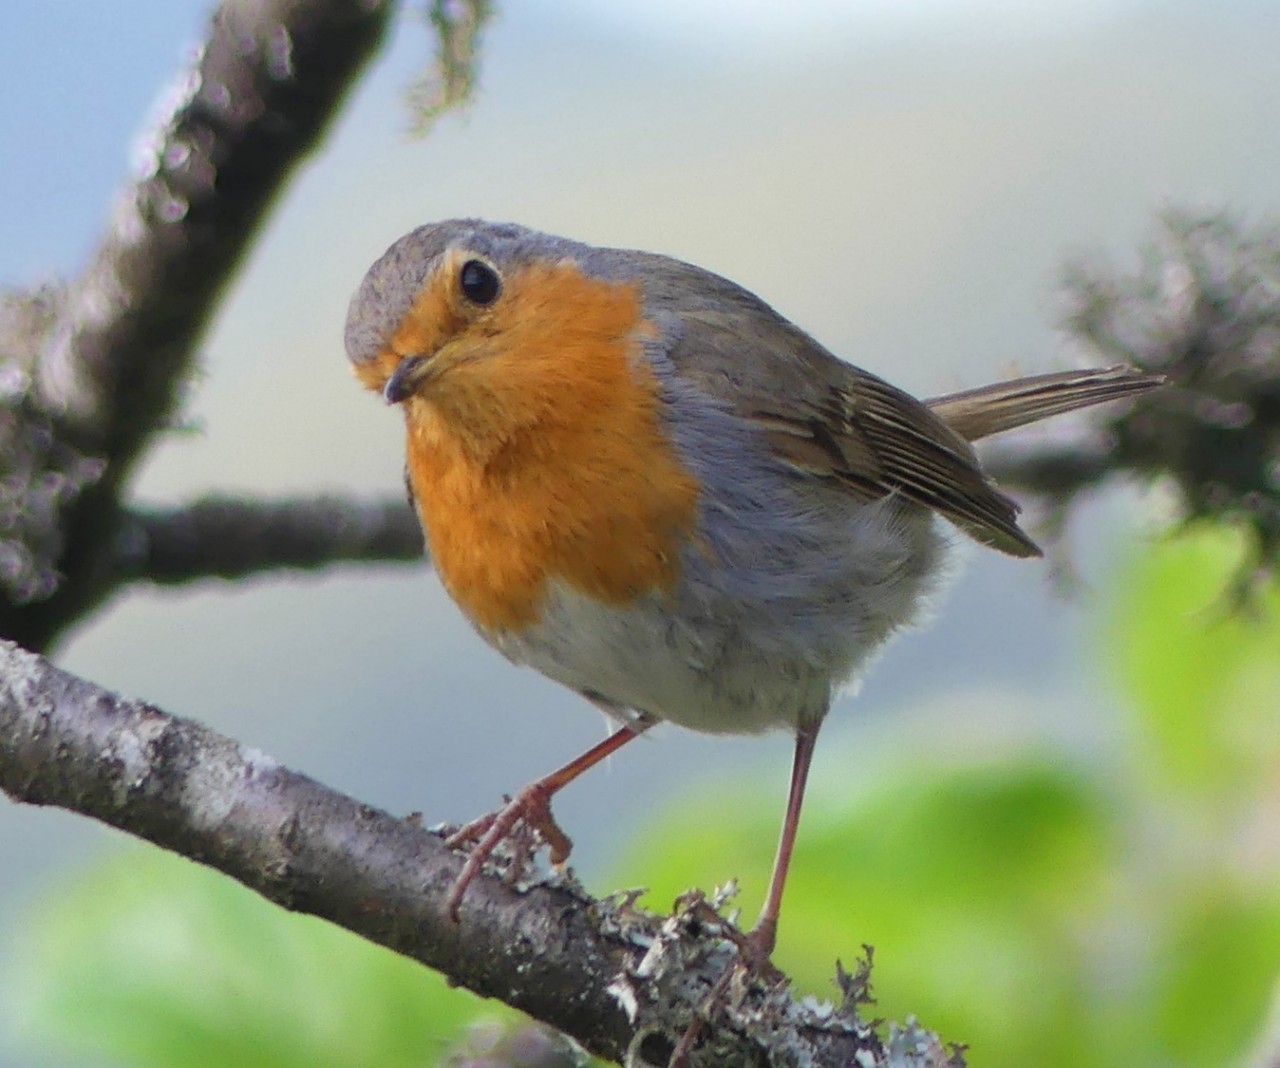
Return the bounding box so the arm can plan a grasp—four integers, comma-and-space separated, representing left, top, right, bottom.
3, 1, 1280, 1066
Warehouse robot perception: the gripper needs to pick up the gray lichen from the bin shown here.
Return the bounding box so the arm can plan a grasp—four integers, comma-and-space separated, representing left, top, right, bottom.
1061, 211, 1280, 582
0, 287, 105, 604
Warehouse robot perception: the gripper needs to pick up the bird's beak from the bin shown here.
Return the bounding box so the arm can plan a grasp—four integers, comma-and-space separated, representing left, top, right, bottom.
383, 355, 431, 405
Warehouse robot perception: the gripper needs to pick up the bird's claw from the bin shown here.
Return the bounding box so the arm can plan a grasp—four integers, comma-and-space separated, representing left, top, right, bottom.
442, 783, 575, 919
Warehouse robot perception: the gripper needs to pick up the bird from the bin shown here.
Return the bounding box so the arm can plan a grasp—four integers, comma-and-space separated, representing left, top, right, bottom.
345, 218, 1162, 962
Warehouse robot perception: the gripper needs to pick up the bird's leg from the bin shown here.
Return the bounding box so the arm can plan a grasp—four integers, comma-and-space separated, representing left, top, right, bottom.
747, 720, 820, 963
443, 722, 646, 919
669, 722, 820, 1068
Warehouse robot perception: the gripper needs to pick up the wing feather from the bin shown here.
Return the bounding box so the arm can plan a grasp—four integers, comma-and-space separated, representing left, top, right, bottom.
660, 304, 1041, 556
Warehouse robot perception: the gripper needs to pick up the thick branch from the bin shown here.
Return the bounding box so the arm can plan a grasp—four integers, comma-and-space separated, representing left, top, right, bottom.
1, 0, 396, 651
115, 494, 425, 585
38, 0, 394, 459
0, 641, 954, 1067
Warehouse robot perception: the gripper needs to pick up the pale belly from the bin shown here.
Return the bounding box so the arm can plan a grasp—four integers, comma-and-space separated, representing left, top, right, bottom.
482, 496, 949, 735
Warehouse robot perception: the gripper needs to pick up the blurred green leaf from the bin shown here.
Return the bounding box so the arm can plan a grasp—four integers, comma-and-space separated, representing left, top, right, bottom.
1147, 883, 1280, 1067
8, 848, 481, 1068
1105, 524, 1280, 801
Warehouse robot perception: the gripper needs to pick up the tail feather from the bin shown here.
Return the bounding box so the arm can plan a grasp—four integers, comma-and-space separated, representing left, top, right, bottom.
926, 365, 1165, 443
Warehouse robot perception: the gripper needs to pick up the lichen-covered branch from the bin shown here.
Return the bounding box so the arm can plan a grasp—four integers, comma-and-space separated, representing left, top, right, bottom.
0, 640, 956, 1068
1022, 212, 1280, 574
36, 0, 395, 458
919, 211, 1280, 600
115, 494, 425, 585
0, 0, 396, 651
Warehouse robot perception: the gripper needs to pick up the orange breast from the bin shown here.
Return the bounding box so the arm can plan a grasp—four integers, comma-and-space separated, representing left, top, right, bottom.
402, 261, 700, 632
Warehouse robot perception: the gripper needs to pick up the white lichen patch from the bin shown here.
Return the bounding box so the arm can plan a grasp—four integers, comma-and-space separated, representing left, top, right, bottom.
107, 704, 171, 804
177, 735, 251, 832
607, 974, 640, 1023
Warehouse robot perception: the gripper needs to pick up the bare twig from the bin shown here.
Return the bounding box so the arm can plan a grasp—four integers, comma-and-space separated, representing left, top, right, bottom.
115, 494, 425, 585
0, 640, 956, 1068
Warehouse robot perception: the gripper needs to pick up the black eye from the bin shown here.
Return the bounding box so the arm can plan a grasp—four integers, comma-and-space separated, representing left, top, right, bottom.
459, 259, 500, 305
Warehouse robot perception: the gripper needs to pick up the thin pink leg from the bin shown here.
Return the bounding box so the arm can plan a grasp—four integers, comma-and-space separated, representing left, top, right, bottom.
443, 723, 645, 919
670, 723, 822, 1066
749, 722, 820, 960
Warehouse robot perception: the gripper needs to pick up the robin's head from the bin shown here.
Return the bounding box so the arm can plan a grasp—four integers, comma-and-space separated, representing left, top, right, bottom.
345, 220, 663, 463
345, 220, 702, 627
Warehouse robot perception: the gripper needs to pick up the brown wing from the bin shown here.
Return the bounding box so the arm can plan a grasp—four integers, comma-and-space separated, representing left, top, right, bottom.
659, 302, 1041, 558
747, 371, 1041, 558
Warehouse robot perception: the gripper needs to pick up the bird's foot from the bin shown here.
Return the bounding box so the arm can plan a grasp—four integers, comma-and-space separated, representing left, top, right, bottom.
442, 782, 573, 920
666, 908, 786, 1067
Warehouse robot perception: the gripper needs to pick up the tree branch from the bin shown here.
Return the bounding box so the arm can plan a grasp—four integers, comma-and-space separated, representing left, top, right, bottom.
114, 494, 425, 585
0, 0, 396, 651
37, 0, 395, 458
0, 640, 956, 1068
1050, 212, 1280, 576
981, 446, 1115, 499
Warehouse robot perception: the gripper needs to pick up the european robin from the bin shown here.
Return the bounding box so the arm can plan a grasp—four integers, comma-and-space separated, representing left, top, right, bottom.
345, 219, 1162, 959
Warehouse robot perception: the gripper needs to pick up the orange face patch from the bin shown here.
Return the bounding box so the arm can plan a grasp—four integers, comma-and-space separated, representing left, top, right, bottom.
351, 249, 471, 395
399, 258, 700, 632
